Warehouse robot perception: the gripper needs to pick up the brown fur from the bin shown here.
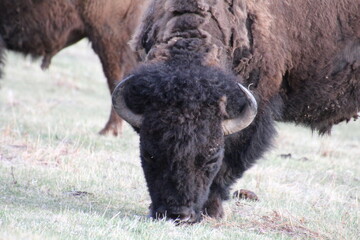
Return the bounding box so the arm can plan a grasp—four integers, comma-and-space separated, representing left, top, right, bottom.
0, 0, 148, 136
133, 0, 360, 133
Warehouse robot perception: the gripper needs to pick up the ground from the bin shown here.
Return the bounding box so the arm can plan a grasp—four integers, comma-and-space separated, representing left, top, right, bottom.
0, 40, 359, 240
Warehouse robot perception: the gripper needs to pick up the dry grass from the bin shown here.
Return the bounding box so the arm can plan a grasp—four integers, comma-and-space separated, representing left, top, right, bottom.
0, 40, 359, 240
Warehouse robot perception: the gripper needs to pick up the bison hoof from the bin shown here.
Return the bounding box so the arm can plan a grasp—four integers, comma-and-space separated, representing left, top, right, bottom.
99, 127, 119, 136
233, 189, 259, 201
99, 123, 122, 136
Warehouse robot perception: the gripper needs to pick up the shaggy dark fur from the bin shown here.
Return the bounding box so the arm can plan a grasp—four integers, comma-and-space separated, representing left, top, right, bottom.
0, 0, 147, 135
115, 0, 360, 222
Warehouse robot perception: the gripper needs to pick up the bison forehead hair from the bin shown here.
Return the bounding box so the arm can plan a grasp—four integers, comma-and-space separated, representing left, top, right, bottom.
119, 58, 252, 221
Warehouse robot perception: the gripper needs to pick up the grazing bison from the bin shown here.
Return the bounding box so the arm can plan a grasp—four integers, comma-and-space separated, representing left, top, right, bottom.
112, 0, 360, 222
0, 0, 147, 136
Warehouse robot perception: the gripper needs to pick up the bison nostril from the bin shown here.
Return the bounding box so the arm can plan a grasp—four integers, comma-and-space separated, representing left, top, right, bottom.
154, 211, 167, 220
168, 213, 190, 221
154, 206, 196, 223
168, 209, 196, 223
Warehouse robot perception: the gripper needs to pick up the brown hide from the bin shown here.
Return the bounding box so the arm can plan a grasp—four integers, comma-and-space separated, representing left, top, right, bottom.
0, 0, 85, 69
269, 1, 360, 133
133, 0, 360, 133
0, 0, 148, 136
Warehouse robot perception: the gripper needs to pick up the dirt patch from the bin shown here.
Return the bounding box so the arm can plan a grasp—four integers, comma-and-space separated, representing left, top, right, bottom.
233, 189, 259, 201
254, 211, 328, 239
209, 210, 329, 239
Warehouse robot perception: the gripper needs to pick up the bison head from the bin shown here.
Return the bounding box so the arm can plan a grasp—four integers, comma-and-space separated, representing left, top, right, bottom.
112, 59, 257, 223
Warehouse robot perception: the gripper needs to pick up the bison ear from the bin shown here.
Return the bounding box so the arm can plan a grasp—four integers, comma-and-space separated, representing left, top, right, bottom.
219, 96, 230, 118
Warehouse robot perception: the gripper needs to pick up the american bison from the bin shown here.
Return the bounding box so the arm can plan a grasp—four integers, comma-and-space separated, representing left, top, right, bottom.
0, 0, 147, 136
112, 0, 360, 222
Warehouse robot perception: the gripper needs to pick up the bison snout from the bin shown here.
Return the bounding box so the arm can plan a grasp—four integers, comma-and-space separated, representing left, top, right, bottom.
154, 206, 197, 223
168, 210, 196, 223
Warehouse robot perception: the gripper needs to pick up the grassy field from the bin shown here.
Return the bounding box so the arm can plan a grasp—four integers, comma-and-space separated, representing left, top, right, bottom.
0, 40, 359, 240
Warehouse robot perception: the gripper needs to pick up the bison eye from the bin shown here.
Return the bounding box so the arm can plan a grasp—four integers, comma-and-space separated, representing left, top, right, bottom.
142, 150, 155, 163
209, 147, 218, 155
206, 157, 218, 165
196, 148, 223, 168
206, 148, 224, 165
204, 156, 220, 174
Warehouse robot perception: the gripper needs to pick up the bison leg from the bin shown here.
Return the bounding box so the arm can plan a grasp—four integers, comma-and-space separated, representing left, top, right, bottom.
98, 45, 137, 136
88, 36, 138, 136
0, 35, 5, 78
80, 1, 142, 136
207, 109, 276, 214
92, 41, 124, 136
99, 107, 123, 136
41, 53, 53, 70
203, 185, 224, 219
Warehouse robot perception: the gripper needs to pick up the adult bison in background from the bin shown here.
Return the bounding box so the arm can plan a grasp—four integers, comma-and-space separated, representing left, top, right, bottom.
0, 0, 147, 136
112, 0, 360, 223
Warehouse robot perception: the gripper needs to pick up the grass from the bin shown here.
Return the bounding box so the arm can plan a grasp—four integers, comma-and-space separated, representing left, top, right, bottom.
0, 40, 359, 240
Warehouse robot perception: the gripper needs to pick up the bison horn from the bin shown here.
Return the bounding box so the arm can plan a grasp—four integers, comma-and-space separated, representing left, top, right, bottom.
222, 84, 258, 135
112, 75, 143, 128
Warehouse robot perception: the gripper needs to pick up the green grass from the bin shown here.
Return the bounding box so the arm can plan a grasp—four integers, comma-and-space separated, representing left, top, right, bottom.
1, 40, 359, 240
